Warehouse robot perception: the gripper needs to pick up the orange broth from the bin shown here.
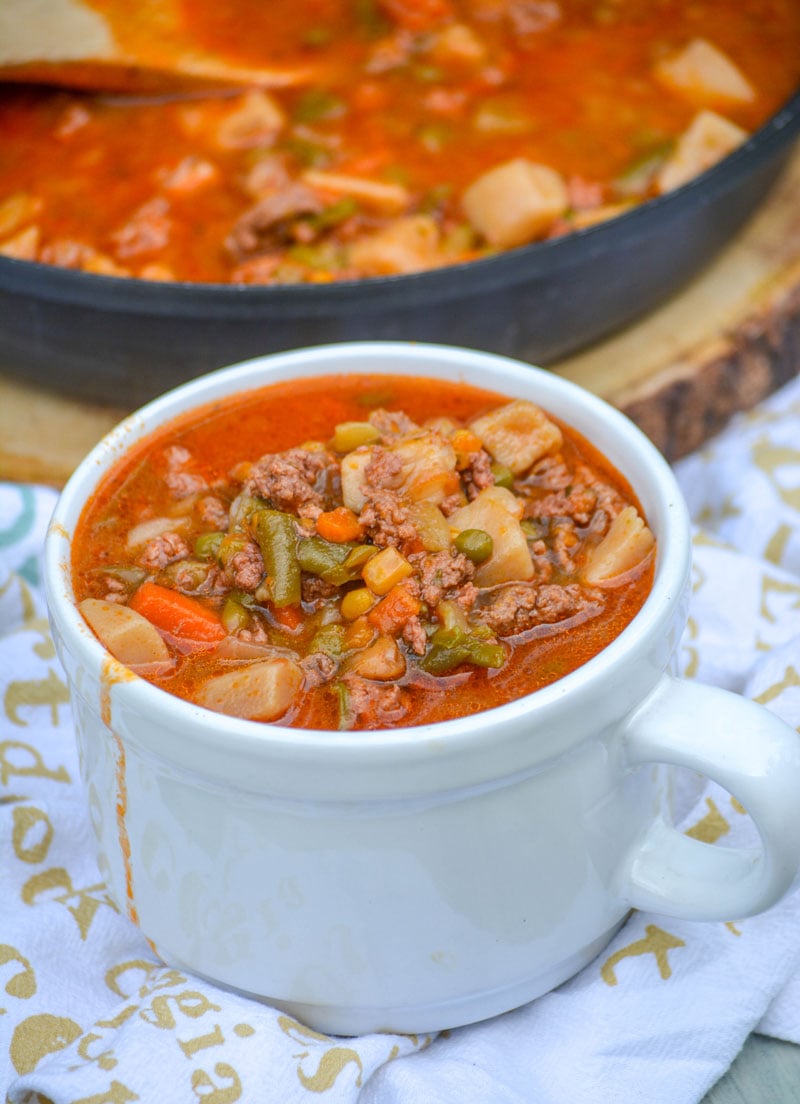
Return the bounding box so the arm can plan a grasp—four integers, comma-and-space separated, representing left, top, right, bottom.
71, 374, 655, 730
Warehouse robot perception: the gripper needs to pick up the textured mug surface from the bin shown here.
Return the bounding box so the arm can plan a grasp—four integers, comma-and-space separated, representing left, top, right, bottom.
44, 342, 800, 1034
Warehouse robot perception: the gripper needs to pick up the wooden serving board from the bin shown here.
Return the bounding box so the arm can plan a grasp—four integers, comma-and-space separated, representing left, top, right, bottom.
2, 146, 800, 488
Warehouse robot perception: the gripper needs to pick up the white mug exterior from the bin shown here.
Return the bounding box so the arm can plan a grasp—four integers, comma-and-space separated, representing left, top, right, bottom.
44, 342, 800, 1035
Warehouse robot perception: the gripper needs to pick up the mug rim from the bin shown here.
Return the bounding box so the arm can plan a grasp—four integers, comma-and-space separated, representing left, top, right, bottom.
44, 340, 692, 768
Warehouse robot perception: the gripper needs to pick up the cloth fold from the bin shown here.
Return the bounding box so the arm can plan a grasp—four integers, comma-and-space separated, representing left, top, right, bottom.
2, 376, 800, 1103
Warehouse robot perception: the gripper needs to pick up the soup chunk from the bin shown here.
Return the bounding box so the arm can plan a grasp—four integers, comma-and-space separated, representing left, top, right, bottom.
72, 374, 655, 729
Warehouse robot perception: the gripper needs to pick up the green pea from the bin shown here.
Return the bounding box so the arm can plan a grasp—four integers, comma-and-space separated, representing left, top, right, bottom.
454, 528, 494, 564
490, 462, 514, 489
194, 531, 224, 561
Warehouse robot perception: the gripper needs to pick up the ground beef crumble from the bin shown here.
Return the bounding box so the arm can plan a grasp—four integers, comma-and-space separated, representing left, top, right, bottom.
139, 532, 190, 571
476, 582, 603, 637
244, 447, 337, 519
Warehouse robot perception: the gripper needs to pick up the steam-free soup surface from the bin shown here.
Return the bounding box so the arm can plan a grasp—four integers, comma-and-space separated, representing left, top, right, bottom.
72, 374, 655, 730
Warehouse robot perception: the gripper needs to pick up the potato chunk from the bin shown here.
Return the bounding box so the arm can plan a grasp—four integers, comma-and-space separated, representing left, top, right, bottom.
392, 433, 458, 504
348, 215, 441, 275
655, 38, 755, 105
340, 432, 457, 513
657, 110, 747, 193
342, 635, 406, 680
449, 488, 534, 586
470, 400, 562, 475
79, 598, 170, 666
195, 657, 302, 720
582, 507, 655, 585
461, 158, 568, 248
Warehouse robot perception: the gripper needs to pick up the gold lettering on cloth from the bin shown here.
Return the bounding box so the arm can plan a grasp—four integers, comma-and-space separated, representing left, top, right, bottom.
21, 867, 118, 940
12, 805, 54, 864
754, 665, 800, 707
77, 1031, 118, 1071
726, 922, 742, 936
139, 990, 222, 1030
601, 925, 686, 986
72, 1081, 139, 1104
759, 576, 800, 623
764, 523, 793, 567
0, 739, 70, 786
9, 1012, 82, 1074
4, 669, 70, 727
0, 944, 36, 1008
278, 1015, 364, 1091
751, 438, 800, 510
681, 616, 700, 679
190, 1062, 242, 1103
179, 1023, 226, 1059
685, 797, 730, 844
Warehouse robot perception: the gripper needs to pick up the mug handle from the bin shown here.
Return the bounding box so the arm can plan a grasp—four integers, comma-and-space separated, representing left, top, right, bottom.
620, 674, 800, 921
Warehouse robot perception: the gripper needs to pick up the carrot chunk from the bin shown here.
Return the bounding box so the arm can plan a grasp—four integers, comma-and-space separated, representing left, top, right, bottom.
129, 582, 225, 643
367, 584, 422, 634
315, 507, 363, 543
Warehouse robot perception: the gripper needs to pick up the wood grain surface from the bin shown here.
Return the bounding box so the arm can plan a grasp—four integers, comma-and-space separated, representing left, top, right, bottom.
2, 147, 800, 488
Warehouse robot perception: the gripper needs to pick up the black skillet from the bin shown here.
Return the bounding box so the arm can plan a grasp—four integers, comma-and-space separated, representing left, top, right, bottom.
1, 88, 799, 407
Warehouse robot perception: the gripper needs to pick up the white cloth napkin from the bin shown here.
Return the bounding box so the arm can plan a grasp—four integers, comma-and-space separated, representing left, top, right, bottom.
3, 376, 800, 1104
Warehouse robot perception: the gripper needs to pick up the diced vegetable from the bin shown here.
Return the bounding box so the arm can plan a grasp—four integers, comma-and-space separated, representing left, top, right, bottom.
129, 582, 226, 645
342, 634, 406, 679
341, 586, 377, 621
449, 488, 533, 586
392, 433, 458, 504
657, 110, 747, 193
332, 421, 382, 452
297, 537, 375, 584
251, 509, 302, 607
340, 448, 373, 512
195, 657, 303, 720
420, 625, 506, 674
348, 215, 442, 276
195, 531, 225, 560
461, 158, 569, 248
362, 546, 414, 595
409, 500, 451, 552
583, 507, 655, 584
470, 400, 562, 475
654, 38, 755, 105
454, 528, 493, 564
367, 584, 422, 633
221, 596, 250, 634
302, 170, 410, 213
80, 597, 171, 666
316, 507, 362, 543
308, 624, 346, 657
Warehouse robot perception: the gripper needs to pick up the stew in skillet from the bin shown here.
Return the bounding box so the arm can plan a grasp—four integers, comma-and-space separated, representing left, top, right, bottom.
2, 1, 800, 283
71, 374, 655, 730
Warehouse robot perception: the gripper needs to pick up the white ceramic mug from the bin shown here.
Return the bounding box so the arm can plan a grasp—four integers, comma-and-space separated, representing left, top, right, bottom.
44, 342, 800, 1035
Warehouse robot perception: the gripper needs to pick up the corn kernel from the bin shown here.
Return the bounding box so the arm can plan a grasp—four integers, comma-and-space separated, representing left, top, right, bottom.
341, 586, 376, 621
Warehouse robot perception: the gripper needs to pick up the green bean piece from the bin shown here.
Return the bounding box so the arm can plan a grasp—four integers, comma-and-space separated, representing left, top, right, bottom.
297, 538, 372, 586
521, 518, 547, 541
332, 681, 353, 730
309, 623, 346, 658
217, 533, 247, 569
252, 509, 301, 608
420, 627, 507, 675
490, 462, 514, 489
221, 597, 250, 634
195, 531, 224, 561
159, 559, 210, 591
90, 565, 147, 591
454, 528, 494, 564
